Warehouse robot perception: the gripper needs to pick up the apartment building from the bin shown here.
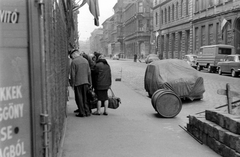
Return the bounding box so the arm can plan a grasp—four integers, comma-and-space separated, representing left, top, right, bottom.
101, 16, 114, 55
193, 0, 240, 54
89, 28, 103, 53
112, 1, 124, 57
153, 0, 193, 59
122, 0, 153, 58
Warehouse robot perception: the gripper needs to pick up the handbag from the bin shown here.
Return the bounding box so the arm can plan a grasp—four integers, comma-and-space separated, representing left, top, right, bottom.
108, 88, 121, 109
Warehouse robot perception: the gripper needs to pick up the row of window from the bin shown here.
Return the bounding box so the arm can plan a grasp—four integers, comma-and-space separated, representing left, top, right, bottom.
154, 0, 235, 26
195, 0, 232, 13
194, 20, 233, 49
155, 0, 189, 26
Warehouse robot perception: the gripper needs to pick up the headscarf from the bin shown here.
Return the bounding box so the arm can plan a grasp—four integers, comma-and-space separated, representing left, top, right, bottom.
94, 52, 101, 61
96, 58, 109, 65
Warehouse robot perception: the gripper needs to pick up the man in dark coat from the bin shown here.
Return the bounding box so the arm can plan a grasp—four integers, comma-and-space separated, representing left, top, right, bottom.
70, 49, 92, 117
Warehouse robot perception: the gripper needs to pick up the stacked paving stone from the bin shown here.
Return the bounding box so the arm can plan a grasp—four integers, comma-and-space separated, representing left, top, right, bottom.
187, 109, 240, 157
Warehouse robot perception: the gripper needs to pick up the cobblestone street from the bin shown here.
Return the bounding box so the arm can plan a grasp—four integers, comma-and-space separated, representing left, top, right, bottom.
108, 59, 240, 118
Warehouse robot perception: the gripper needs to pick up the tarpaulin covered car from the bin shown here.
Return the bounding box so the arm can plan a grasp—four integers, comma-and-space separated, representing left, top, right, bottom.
144, 59, 205, 100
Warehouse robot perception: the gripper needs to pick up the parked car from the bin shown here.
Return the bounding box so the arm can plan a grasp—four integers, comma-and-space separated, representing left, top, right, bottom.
145, 54, 160, 64
144, 59, 205, 100
196, 44, 235, 73
217, 54, 240, 77
183, 54, 197, 68
112, 54, 120, 60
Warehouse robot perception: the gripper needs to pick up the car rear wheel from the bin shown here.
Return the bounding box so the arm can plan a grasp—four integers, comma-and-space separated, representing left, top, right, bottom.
231, 70, 236, 77
218, 67, 222, 75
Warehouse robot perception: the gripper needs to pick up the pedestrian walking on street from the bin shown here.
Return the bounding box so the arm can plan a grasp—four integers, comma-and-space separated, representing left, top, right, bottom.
69, 49, 92, 117
92, 55, 112, 116
134, 54, 137, 62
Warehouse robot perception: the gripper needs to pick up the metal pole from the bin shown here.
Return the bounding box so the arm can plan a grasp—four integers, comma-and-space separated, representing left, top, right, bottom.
38, 0, 49, 157
226, 83, 233, 114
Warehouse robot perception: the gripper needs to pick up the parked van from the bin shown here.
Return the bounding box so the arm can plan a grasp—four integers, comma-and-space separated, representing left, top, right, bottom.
196, 44, 235, 73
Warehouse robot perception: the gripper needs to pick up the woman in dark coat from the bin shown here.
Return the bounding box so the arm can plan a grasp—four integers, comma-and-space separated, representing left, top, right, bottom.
92, 55, 112, 115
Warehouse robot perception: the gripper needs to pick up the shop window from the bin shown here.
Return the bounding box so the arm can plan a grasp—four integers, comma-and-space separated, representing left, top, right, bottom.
155, 12, 158, 26
168, 6, 171, 22
201, 0, 206, 11
176, 2, 179, 19
195, 0, 199, 13
139, 2, 143, 13
161, 10, 163, 24
180, 0, 183, 17
165, 8, 167, 23
208, 24, 214, 45
172, 5, 175, 21
139, 20, 143, 31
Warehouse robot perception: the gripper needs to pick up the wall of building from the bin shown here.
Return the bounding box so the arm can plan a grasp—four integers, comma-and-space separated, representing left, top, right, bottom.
90, 28, 103, 53
155, 0, 193, 59
122, 1, 152, 58
192, 0, 240, 54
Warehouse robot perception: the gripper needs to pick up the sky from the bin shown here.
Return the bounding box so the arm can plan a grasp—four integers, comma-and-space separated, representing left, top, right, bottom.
77, 0, 118, 41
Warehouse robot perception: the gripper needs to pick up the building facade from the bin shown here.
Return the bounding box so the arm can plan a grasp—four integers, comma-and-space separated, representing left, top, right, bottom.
153, 0, 193, 59
102, 16, 114, 56
112, 2, 124, 57
122, 0, 153, 58
193, 0, 240, 55
89, 28, 103, 53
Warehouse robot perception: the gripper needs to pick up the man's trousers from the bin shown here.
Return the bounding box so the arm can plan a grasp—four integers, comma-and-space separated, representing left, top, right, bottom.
74, 84, 90, 116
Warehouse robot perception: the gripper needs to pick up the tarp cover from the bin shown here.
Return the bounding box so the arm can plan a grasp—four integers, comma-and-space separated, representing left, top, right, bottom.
144, 59, 205, 100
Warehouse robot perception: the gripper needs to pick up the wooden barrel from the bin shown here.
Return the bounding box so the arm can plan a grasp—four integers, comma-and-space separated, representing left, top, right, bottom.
151, 89, 182, 118
151, 89, 166, 111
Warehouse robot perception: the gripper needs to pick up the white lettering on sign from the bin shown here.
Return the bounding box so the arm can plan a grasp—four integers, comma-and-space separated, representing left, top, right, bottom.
0, 103, 24, 122
0, 10, 19, 24
0, 86, 22, 102
0, 140, 26, 157
0, 126, 12, 142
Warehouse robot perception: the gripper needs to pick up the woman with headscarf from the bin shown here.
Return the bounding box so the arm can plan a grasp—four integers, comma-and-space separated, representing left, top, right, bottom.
92, 55, 112, 115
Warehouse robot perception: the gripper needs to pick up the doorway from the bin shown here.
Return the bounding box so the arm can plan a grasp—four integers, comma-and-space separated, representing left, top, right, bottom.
234, 18, 240, 54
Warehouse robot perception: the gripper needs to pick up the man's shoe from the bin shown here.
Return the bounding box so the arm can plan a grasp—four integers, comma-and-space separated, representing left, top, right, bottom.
86, 113, 91, 117
74, 109, 79, 113
75, 114, 85, 117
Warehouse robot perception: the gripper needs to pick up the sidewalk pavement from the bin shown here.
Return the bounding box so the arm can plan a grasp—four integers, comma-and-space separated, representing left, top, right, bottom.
61, 80, 220, 157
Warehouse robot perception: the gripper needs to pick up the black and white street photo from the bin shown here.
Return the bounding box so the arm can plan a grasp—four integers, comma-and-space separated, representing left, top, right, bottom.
1, 0, 240, 157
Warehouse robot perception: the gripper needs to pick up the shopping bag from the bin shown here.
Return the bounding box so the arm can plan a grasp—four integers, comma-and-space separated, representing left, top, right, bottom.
108, 88, 121, 109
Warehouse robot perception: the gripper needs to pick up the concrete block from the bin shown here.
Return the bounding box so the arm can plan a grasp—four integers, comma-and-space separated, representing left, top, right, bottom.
188, 114, 240, 153
237, 139, 240, 153
206, 136, 240, 157
206, 110, 240, 135
202, 132, 207, 144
